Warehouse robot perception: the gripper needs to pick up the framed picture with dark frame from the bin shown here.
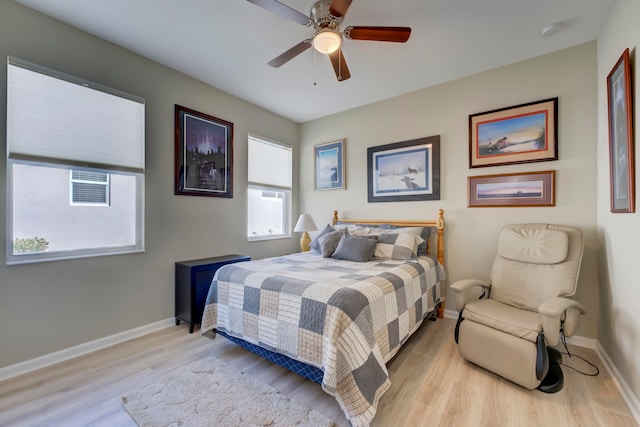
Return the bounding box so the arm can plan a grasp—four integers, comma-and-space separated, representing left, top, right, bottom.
469, 98, 558, 168
174, 105, 233, 198
314, 139, 345, 190
367, 135, 440, 203
607, 48, 635, 213
467, 170, 555, 208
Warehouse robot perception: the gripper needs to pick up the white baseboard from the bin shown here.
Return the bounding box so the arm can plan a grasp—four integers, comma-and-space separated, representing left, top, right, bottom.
443, 308, 639, 424
595, 342, 640, 425
0, 317, 175, 382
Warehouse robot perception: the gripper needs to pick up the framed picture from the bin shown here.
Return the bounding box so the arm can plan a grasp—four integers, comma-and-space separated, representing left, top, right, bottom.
607, 48, 635, 213
367, 135, 440, 203
174, 105, 233, 198
314, 139, 345, 190
469, 97, 558, 168
467, 170, 555, 207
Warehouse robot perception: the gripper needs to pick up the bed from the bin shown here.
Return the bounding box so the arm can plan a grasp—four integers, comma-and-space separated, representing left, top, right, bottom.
201, 210, 446, 426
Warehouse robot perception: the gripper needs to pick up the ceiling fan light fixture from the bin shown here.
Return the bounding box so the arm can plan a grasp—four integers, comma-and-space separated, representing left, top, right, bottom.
312, 29, 342, 54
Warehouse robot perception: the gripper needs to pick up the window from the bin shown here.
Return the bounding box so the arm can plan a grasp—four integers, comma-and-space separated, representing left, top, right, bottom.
6, 57, 145, 264
70, 170, 110, 205
247, 135, 292, 240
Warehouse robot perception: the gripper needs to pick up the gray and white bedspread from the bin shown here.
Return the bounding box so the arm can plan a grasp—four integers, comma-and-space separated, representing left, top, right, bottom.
201, 252, 446, 426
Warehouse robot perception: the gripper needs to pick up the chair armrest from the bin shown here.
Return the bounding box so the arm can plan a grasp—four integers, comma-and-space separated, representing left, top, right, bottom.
450, 279, 491, 312
538, 297, 585, 346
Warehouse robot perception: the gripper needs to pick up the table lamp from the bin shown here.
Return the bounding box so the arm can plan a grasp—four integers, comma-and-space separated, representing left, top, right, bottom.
293, 213, 318, 252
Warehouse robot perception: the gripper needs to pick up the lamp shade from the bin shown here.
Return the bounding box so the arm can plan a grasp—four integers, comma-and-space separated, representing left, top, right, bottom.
294, 213, 318, 232
312, 29, 342, 54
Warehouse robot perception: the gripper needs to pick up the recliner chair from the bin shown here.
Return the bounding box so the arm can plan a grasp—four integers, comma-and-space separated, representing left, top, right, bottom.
451, 223, 584, 392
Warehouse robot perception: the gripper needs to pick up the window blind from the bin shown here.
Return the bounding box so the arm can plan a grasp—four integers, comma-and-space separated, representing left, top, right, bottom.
248, 135, 292, 188
7, 57, 145, 172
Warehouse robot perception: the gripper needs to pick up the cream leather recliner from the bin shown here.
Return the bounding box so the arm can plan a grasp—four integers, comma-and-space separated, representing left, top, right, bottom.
451, 223, 584, 392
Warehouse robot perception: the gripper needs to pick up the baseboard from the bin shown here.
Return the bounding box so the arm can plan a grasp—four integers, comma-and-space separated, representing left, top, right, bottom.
0, 317, 175, 382
444, 308, 639, 423
595, 342, 640, 424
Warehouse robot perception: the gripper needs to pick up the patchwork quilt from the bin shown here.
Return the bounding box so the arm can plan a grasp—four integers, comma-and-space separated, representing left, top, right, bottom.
201, 252, 446, 426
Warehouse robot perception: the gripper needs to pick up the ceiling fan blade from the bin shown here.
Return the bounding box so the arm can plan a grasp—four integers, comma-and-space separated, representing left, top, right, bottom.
328, 49, 351, 81
246, 0, 311, 26
344, 26, 411, 42
268, 40, 312, 68
329, 0, 353, 19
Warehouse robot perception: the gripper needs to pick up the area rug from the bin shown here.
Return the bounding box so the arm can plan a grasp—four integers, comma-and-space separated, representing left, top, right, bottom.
122, 357, 334, 427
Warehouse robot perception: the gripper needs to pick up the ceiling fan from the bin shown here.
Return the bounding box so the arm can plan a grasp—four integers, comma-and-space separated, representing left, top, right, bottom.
246, 0, 411, 81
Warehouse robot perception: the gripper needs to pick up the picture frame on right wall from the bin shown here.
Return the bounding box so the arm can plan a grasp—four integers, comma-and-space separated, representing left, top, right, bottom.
607, 48, 635, 213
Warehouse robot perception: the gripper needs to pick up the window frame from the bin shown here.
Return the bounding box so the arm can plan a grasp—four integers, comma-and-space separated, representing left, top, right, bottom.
6, 57, 145, 265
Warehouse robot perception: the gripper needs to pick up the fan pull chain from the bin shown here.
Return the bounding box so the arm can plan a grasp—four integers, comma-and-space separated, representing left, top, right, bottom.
313, 47, 318, 86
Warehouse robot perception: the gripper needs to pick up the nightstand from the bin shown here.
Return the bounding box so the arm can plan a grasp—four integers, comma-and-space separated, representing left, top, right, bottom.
175, 254, 250, 333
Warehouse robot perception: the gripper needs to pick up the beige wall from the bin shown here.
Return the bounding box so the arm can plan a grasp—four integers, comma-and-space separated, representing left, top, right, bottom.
0, 1, 300, 368
597, 0, 640, 404
300, 42, 599, 340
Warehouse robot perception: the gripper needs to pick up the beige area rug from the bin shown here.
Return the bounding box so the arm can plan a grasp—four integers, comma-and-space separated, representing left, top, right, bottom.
122, 357, 334, 427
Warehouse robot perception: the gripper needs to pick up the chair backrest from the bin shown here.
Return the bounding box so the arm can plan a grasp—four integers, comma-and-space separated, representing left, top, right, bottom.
489, 224, 584, 311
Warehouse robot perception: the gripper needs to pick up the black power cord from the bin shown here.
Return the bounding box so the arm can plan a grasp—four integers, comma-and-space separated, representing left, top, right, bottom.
558, 328, 600, 377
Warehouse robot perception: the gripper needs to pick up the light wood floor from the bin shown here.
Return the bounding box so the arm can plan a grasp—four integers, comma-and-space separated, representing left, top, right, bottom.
0, 317, 636, 427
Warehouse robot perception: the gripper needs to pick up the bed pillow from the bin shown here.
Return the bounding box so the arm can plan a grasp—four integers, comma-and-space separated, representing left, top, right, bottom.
317, 230, 345, 258
309, 224, 335, 253
374, 233, 424, 260
331, 235, 378, 262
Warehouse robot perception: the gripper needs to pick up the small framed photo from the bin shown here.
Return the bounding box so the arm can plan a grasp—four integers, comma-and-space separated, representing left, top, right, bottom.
314, 139, 345, 190
469, 98, 558, 168
468, 170, 555, 208
174, 105, 233, 198
367, 135, 440, 203
607, 48, 635, 213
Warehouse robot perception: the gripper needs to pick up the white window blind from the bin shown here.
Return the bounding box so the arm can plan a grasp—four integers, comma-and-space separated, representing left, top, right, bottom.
248, 135, 292, 188
7, 57, 144, 171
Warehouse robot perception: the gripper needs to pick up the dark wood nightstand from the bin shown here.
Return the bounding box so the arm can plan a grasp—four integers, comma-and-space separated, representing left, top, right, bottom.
175, 254, 250, 333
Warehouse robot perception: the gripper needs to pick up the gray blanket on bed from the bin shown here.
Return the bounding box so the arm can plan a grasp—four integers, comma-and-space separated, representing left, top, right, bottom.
201, 252, 446, 426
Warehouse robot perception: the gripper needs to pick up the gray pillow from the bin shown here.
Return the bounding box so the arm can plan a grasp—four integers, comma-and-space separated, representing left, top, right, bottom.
310, 224, 335, 253
318, 230, 344, 257
331, 235, 378, 262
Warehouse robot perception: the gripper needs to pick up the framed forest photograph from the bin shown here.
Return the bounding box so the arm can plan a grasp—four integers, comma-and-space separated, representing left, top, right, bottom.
174, 105, 233, 198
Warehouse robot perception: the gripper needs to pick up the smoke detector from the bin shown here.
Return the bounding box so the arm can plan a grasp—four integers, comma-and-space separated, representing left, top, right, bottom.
541, 23, 563, 37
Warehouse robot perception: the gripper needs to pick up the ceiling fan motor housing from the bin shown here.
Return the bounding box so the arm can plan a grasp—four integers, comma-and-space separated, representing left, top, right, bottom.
311, 0, 341, 29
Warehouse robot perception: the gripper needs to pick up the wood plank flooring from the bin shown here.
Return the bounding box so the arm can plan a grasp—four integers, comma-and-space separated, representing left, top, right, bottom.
0, 317, 636, 427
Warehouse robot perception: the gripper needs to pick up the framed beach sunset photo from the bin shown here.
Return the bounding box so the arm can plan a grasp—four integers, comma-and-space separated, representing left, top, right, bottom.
469, 98, 558, 168
468, 170, 555, 207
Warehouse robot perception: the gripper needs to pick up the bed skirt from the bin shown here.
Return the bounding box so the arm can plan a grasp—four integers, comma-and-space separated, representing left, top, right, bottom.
215, 305, 440, 387
217, 330, 325, 384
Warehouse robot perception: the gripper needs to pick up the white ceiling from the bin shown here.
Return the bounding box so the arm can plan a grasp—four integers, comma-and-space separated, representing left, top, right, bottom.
14, 0, 614, 123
